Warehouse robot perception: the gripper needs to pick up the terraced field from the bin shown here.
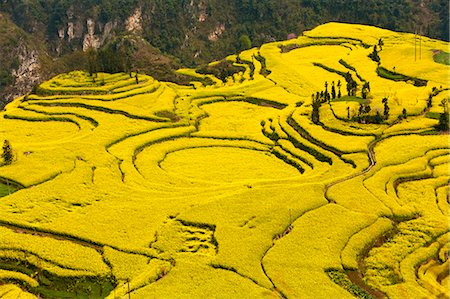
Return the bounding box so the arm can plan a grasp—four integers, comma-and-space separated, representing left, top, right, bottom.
0, 23, 448, 298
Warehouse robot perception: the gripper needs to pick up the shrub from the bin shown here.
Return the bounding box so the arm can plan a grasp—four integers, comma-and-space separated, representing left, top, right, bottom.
2, 140, 13, 165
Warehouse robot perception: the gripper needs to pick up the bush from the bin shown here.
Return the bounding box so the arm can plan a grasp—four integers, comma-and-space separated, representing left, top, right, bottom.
2, 140, 13, 165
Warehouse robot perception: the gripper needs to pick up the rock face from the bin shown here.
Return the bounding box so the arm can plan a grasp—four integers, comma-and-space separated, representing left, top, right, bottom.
7, 44, 41, 102
208, 24, 225, 41
82, 19, 101, 50
82, 18, 115, 51
67, 22, 74, 41
126, 7, 142, 32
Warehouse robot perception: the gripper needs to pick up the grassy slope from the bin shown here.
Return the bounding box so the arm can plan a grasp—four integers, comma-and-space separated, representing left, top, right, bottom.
0, 23, 448, 298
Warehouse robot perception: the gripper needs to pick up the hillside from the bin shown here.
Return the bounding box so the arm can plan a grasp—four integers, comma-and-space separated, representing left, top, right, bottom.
0, 22, 449, 298
0, 0, 448, 105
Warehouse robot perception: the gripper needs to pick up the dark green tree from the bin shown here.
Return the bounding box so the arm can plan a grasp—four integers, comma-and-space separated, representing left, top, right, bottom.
402, 108, 407, 119
312, 97, 321, 124
378, 38, 384, 50
239, 34, 252, 50
86, 48, 98, 77
436, 99, 449, 131
427, 94, 433, 109
337, 80, 342, 98
361, 82, 370, 99
331, 81, 336, 99
382, 97, 389, 119
369, 45, 380, 62
2, 140, 13, 165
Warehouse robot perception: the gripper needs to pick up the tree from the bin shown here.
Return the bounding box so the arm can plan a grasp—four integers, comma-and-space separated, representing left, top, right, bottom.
239, 34, 252, 50
331, 81, 336, 99
86, 48, 98, 77
2, 140, 13, 165
378, 38, 384, 50
427, 94, 433, 109
374, 111, 383, 123
402, 108, 407, 119
436, 99, 449, 131
368, 45, 380, 62
344, 72, 357, 96
382, 97, 389, 119
361, 82, 370, 99
337, 80, 342, 98
312, 97, 321, 124
358, 103, 364, 116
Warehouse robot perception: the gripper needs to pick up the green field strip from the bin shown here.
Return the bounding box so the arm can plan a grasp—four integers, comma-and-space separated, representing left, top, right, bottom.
0, 176, 25, 190
433, 50, 450, 66
376, 66, 428, 87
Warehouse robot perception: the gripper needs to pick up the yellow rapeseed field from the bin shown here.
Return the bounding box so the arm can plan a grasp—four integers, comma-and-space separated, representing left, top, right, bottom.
0, 22, 448, 298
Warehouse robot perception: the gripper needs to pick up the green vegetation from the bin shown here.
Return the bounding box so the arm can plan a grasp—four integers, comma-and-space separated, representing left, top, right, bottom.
376, 66, 427, 87
0, 182, 15, 197
1, 140, 13, 165
325, 269, 375, 299
197, 60, 246, 82
433, 50, 450, 65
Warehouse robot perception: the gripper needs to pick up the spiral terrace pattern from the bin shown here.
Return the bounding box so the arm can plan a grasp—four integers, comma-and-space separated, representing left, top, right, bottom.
0, 23, 448, 298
